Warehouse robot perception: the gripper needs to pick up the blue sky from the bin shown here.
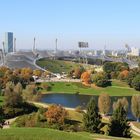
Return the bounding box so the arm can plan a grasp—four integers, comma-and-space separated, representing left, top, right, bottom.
0, 0, 140, 50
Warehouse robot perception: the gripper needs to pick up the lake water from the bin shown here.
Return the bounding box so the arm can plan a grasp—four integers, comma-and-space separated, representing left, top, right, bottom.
40, 93, 135, 120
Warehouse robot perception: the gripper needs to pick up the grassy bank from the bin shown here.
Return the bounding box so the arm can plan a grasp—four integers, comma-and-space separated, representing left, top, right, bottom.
41, 80, 140, 96
36, 59, 81, 73
0, 128, 140, 140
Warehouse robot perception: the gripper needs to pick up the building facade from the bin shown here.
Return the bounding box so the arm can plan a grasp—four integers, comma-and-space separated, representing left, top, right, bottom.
5, 32, 13, 53
127, 47, 140, 56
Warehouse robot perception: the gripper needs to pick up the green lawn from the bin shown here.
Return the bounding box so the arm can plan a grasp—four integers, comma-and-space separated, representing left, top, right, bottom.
0, 128, 140, 140
36, 59, 82, 73
41, 81, 140, 96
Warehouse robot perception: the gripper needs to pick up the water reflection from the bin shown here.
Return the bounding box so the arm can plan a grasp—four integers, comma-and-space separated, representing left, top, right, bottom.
40, 93, 134, 120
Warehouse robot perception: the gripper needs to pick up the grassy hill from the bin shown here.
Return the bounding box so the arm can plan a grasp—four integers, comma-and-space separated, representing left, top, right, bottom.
1, 127, 140, 140
36, 59, 82, 73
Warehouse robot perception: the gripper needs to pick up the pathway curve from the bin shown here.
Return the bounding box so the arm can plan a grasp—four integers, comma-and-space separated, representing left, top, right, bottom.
130, 122, 140, 136
3, 117, 17, 129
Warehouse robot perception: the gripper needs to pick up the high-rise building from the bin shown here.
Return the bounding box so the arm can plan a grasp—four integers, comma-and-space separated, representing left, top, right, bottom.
5, 32, 13, 53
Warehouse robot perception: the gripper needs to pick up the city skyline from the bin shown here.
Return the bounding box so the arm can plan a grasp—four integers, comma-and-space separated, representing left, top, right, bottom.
0, 0, 140, 50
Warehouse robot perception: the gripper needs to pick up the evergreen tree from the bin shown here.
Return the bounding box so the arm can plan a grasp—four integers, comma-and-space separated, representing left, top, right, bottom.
83, 97, 101, 133
107, 103, 131, 138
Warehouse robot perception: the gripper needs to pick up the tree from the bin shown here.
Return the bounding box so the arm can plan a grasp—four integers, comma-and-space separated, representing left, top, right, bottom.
46, 104, 68, 125
107, 103, 131, 138
69, 66, 85, 79
132, 74, 140, 91
113, 97, 129, 113
103, 62, 129, 79
118, 70, 129, 81
0, 107, 4, 126
83, 97, 101, 133
131, 95, 140, 122
81, 71, 91, 84
14, 82, 23, 95
4, 82, 23, 107
22, 84, 41, 101
33, 69, 42, 77
98, 93, 111, 115
127, 68, 140, 87
92, 72, 109, 87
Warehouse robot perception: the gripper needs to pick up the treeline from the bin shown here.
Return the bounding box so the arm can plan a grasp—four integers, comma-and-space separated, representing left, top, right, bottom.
103, 62, 140, 91
69, 61, 140, 91
0, 66, 49, 89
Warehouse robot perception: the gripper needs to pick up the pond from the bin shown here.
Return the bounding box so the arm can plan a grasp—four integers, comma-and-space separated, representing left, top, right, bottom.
40, 93, 135, 120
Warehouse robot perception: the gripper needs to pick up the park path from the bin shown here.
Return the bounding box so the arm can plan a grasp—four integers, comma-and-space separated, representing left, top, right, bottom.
3, 117, 17, 129
130, 122, 140, 136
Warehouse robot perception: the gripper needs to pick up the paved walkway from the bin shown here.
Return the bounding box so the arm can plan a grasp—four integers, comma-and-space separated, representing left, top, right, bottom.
130, 122, 140, 136
3, 117, 17, 129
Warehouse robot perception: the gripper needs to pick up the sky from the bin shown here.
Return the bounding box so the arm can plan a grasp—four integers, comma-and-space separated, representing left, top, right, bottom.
0, 0, 140, 50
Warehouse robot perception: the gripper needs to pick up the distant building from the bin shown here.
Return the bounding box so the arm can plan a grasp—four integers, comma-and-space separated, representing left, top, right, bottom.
94, 50, 102, 56
5, 32, 13, 53
127, 47, 140, 56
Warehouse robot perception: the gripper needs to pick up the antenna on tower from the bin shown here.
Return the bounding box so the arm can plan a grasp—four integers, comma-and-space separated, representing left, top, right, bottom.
33, 37, 36, 52
2, 41, 6, 56
14, 38, 16, 52
2, 41, 5, 65
55, 38, 58, 53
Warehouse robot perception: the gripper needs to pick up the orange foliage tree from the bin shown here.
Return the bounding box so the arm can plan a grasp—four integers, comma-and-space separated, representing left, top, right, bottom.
46, 104, 68, 125
81, 71, 91, 84
118, 70, 129, 80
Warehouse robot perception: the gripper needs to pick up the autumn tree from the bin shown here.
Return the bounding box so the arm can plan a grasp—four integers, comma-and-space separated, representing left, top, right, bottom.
131, 95, 140, 122
14, 82, 23, 95
118, 70, 129, 81
113, 97, 129, 113
69, 66, 85, 79
98, 93, 111, 115
83, 97, 101, 133
46, 104, 68, 125
4, 82, 23, 107
33, 69, 42, 77
22, 84, 41, 101
81, 71, 91, 84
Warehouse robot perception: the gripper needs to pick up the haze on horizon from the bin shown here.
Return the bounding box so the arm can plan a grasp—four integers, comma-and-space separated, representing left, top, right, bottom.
0, 0, 140, 50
